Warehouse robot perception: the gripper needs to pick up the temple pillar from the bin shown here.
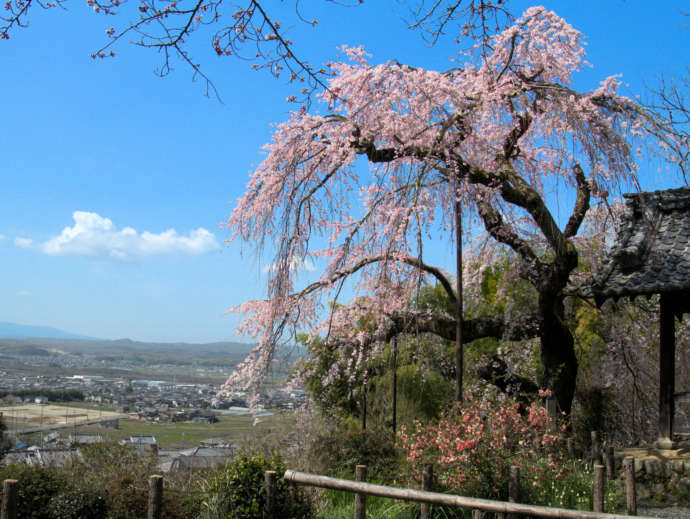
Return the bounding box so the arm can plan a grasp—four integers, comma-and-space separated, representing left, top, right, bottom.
656, 293, 676, 450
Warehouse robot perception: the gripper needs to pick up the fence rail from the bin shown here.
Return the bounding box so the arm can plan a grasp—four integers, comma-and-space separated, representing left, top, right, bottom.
284, 462, 656, 519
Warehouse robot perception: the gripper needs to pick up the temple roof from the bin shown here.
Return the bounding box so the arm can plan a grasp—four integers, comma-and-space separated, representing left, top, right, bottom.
589, 186, 690, 304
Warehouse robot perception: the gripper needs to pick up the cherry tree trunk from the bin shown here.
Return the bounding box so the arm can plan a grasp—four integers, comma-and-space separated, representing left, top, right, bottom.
539, 294, 578, 415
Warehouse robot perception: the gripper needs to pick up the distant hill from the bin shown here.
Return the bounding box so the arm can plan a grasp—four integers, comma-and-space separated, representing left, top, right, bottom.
0, 343, 52, 356
0, 322, 297, 362
0, 321, 97, 340
0, 335, 257, 360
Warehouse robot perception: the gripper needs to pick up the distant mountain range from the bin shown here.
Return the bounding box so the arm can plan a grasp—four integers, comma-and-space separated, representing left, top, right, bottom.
0, 321, 257, 358
0, 321, 97, 340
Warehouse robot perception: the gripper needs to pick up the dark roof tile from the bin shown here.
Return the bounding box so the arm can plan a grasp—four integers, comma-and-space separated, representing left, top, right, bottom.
590, 186, 690, 299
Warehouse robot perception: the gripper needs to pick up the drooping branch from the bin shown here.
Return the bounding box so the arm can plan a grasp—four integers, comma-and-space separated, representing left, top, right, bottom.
297, 253, 456, 304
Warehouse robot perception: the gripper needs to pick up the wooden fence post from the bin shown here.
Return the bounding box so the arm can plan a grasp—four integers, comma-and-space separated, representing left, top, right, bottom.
1, 480, 18, 519
420, 465, 433, 519
567, 437, 576, 459
473, 510, 481, 519
624, 456, 636, 516
147, 475, 163, 519
593, 464, 605, 513
591, 431, 600, 465
264, 471, 276, 519
355, 465, 367, 519
508, 465, 520, 519
605, 445, 615, 480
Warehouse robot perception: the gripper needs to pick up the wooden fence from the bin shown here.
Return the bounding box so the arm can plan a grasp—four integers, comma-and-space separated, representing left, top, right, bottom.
0, 456, 646, 519
285, 456, 648, 519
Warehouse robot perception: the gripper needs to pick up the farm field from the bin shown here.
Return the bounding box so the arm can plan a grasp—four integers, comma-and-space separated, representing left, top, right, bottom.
10, 402, 294, 450
0, 403, 125, 432
94, 413, 293, 449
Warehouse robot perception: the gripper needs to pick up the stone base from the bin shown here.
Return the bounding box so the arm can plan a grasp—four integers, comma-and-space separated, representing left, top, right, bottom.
655, 437, 678, 450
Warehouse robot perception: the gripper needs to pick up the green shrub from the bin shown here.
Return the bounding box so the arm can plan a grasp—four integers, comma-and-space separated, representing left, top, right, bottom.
0, 464, 67, 519
63, 442, 201, 519
63, 443, 153, 519
310, 426, 398, 481
199, 451, 311, 519
50, 489, 108, 519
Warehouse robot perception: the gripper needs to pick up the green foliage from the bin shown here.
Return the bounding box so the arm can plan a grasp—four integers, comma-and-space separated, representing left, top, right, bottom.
63, 442, 202, 519
315, 492, 423, 519
569, 299, 608, 373
310, 426, 398, 481
198, 451, 310, 519
317, 460, 624, 518
365, 363, 454, 432
0, 464, 67, 519
296, 333, 361, 419
522, 460, 622, 512
65, 443, 155, 518
50, 489, 108, 519
297, 326, 455, 432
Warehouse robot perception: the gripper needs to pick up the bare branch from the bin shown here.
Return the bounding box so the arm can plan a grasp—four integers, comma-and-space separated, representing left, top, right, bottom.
405, 0, 513, 50
563, 164, 591, 238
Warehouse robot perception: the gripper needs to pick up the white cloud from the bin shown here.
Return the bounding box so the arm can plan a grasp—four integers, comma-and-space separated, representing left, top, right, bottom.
263, 256, 316, 273
0, 234, 6, 241
14, 237, 33, 248
39, 211, 219, 259
17, 290, 31, 297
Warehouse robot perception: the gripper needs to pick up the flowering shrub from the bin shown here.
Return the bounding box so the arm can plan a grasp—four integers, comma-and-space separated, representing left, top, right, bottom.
398, 391, 565, 500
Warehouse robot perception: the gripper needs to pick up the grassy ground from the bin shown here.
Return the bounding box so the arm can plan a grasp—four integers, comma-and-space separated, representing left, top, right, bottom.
22, 411, 294, 450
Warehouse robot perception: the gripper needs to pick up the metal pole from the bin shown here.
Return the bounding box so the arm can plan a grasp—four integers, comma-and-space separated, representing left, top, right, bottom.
392, 336, 398, 436
361, 381, 367, 432
454, 175, 463, 403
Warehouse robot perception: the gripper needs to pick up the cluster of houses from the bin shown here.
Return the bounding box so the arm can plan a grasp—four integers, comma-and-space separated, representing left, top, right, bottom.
2, 433, 239, 473
0, 371, 307, 419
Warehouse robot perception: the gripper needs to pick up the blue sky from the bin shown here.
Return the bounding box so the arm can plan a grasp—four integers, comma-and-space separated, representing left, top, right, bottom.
0, 1, 687, 342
